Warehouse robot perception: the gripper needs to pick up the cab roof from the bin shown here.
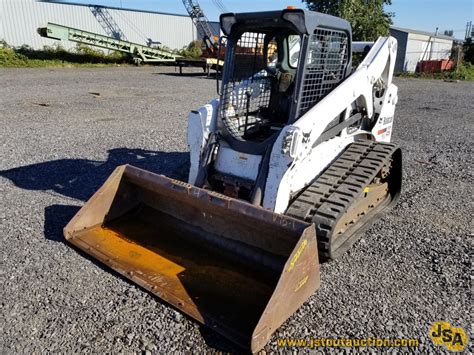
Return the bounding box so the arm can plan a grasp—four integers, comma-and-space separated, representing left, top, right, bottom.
220, 9, 352, 38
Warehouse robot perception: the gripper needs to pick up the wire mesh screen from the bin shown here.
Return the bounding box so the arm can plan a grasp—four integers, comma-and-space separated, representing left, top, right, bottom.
296, 28, 349, 117
220, 32, 276, 140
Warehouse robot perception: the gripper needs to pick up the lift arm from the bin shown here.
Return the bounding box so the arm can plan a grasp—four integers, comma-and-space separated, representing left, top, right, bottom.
290, 36, 398, 151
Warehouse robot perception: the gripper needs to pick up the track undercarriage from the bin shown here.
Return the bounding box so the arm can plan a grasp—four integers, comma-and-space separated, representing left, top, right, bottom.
286, 140, 402, 259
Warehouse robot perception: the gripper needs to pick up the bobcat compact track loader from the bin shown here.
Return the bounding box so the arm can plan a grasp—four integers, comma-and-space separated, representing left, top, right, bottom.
64, 8, 402, 352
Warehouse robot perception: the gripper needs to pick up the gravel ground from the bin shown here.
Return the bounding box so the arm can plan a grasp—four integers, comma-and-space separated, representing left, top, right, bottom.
0, 67, 472, 353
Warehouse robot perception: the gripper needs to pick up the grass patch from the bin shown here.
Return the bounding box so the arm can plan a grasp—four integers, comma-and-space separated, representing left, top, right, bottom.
0, 42, 131, 68
397, 63, 474, 81
0, 39, 203, 68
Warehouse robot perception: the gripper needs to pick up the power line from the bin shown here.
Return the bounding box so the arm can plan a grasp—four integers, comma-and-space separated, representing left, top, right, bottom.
114, 9, 149, 43
218, 0, 228, 12
211, 0, 227, 13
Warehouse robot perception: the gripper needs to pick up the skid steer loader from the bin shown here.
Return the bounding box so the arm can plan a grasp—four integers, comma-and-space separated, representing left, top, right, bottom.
65, 8, 401, 352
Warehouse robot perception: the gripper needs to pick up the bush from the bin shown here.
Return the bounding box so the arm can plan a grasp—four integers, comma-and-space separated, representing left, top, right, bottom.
74, 43, 105, 57
449, 62, 474, 81
0, 39, 10, 49
397, 62, 474, 81
0, 41, 130, 67
0, 46, 29, 67
178, 40, 203, 58
74, 44, 128, 63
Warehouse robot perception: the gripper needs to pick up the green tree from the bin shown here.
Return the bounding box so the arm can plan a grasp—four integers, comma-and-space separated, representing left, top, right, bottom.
304, 0, 394, 41
463, 38, 474, 64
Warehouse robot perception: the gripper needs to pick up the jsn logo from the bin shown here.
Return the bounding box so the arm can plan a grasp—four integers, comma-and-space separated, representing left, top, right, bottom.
429, 321, 468, 352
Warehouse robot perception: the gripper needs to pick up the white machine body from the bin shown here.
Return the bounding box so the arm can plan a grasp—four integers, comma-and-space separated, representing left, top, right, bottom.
188, 36, 398, 214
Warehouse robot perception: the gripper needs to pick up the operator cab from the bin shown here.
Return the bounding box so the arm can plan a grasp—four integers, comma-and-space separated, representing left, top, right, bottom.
218, 9, 352, 155
192, 9, 352, 202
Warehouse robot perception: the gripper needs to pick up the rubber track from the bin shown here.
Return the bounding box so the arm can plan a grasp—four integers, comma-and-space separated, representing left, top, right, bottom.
286, 140, 399, 260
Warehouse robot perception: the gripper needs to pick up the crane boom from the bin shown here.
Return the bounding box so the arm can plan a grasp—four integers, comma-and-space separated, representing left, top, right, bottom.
89, 5, 127, 41
181, 0, 217, 52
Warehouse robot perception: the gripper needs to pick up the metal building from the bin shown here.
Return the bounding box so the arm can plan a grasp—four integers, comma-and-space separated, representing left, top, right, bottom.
0, 0, 204, 50
389, 27, 454, 73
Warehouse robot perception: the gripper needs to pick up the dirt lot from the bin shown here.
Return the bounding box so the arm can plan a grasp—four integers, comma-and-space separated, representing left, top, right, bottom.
0, 67, 472, 353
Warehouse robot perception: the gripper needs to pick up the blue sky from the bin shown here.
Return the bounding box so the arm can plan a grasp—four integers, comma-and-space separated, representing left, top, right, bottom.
63, 0, 473, 38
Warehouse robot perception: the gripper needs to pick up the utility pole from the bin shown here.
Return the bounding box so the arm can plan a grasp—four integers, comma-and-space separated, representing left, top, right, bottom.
456, 45, 461, 73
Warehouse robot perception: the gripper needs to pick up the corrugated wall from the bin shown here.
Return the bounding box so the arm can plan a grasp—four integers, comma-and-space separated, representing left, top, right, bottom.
404, 34, 453, 72
0, 0, 197, 50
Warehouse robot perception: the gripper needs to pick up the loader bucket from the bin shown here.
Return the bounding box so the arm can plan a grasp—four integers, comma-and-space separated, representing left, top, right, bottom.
64, 165, 320, 352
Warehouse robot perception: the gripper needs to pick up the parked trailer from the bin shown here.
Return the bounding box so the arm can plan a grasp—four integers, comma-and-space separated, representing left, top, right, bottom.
176, 57, 223, 76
